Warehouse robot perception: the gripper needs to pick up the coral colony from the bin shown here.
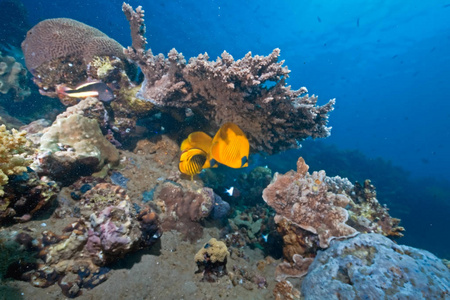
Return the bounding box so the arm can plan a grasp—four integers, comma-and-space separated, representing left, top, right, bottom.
0, 2, 448, 299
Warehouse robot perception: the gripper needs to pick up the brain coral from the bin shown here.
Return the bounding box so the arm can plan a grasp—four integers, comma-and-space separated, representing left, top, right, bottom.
21, 18, 125, 73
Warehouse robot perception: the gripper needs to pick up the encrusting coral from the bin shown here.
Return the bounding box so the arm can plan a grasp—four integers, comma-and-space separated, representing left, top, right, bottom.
122, 3, 335, 153
37, 114, 120, 185
0, 124, 33, 196
194, 238, 228, 282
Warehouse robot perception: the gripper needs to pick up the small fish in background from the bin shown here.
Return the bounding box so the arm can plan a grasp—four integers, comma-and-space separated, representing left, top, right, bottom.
178, 122, 250, 178
225, 186, 234, 196
317, 16, 322, 23
357, 17, 360, 27
225, 186, 241, 198
56, 81, 115, 102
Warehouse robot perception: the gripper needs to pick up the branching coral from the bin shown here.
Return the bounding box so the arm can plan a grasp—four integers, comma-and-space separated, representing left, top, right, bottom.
122, 3, 335, 153
0, 124, 33, 196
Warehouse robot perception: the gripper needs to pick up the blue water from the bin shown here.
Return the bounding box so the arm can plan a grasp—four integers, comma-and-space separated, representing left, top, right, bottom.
13, 0, 450, 257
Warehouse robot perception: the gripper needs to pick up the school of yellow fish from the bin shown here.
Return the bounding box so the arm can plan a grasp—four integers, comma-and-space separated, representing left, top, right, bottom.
179, 122, 250, 179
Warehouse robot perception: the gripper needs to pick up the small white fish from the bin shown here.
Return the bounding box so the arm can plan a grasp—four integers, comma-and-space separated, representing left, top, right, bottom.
262, 233, 269, 243
225, 187, 234, 196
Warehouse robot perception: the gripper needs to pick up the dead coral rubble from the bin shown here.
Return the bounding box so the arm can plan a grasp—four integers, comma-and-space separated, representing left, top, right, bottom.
122, 3, 335, 153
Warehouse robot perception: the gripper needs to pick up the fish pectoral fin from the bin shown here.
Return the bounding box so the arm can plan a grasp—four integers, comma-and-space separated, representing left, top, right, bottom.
241, 156, 249, 168
209, 158, 218, 168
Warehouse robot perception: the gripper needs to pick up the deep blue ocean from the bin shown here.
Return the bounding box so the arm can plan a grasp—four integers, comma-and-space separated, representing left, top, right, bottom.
10, 0, 450, 258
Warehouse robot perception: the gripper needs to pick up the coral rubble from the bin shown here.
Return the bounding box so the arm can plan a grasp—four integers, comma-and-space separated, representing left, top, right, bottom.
301, 233, 450, 299
122, 3, 335, 153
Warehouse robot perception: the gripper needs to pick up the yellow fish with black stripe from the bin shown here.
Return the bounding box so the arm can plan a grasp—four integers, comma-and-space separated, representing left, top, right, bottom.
179, 122, 250, 179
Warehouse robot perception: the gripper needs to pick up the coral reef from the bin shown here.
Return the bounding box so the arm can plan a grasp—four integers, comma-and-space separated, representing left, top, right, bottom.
9, 183, 161, 297
301, 233, 450, 299
274, 254, 314, 281
194, 238, 228, 282
122, 4, 334, 153
0, 51, 30, 101
262, 156, 404, 265
347, 179, 405, 237
0, 124, 33, 196
37, 114, 120, 185
273, 280, 300, 300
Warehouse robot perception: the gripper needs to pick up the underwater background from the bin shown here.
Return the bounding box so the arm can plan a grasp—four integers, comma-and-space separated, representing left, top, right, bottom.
1, 0, 449, 269
11, 0, 448, 257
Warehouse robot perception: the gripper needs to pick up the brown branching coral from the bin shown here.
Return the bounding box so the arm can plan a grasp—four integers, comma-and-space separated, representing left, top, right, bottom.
122, 3, 335, 153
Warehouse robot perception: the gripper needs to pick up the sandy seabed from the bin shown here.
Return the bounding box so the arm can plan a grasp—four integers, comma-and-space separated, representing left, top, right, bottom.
0, 224, 290, 300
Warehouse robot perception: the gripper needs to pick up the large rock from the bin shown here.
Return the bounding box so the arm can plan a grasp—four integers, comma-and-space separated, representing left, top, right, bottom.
301, 233, 450, 299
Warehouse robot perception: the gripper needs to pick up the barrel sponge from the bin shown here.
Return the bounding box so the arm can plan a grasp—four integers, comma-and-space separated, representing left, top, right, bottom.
21, 18, 125, 72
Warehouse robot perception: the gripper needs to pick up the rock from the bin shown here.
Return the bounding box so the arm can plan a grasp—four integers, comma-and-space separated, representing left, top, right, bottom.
301, 233, 450, 300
